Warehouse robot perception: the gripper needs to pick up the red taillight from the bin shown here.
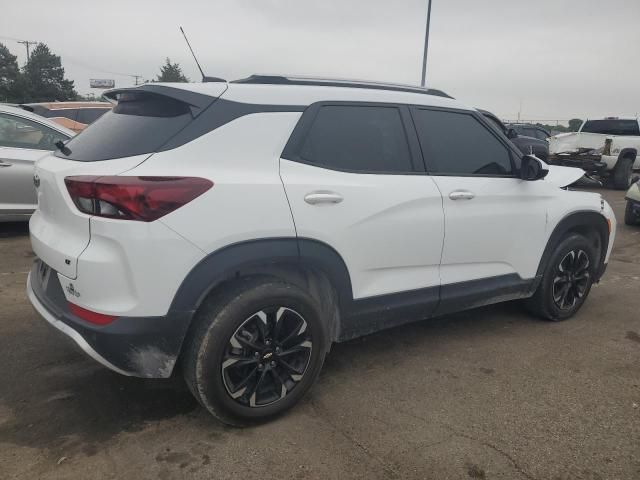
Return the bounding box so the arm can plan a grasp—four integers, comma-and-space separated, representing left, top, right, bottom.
64, 176, 213, 222
69, 302, 118, 326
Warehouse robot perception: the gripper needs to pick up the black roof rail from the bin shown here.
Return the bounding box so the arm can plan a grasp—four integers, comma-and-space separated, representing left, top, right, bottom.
231, 75, 453, 99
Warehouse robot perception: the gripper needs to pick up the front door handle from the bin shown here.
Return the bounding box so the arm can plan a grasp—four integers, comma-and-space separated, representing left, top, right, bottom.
449, 190, 475, 200
0, 160, 12, 168
304, 191, 344, 205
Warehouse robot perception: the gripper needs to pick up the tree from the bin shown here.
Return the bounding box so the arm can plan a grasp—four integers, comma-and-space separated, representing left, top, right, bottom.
0, 43, 20, 102
22, 43, 77, 102
156, 58, 188, 82
568, 118, 583, 132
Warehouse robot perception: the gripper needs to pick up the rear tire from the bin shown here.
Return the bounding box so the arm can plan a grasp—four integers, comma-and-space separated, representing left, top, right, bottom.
183, 277, 327, 426
524, 234, 597, 321
612, 157, 634, 190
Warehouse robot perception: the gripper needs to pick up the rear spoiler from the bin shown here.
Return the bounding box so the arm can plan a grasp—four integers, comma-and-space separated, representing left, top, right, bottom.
103, 83, 227, 117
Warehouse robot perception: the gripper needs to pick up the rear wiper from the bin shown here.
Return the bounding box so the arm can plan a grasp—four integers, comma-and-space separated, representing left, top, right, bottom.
55, 140, 72, 156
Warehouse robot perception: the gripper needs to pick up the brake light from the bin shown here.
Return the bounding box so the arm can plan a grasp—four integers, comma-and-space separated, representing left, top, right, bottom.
69, 302, 117, 325
64, 176, 213, 222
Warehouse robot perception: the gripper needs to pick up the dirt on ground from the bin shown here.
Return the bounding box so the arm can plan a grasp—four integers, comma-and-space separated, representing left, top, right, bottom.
0, 189, 638, 479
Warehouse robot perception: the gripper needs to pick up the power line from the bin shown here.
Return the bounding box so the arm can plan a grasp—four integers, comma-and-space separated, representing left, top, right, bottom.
0, 35, 142, 83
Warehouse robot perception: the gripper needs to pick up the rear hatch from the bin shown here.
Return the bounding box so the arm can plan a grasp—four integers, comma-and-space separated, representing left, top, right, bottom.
30, 83, 227, 279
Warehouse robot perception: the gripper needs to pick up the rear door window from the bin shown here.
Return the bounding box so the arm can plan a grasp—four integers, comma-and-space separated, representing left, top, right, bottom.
295, 105, 413, 173
56, 92, 196, 161
412, 108, 514, 176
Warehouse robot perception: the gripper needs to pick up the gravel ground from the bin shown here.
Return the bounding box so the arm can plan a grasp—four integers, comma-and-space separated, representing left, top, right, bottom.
0, 188, 638, 480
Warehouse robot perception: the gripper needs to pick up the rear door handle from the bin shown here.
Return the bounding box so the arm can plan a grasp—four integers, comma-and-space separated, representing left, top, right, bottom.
304, 191, 344, 205
0, 160, 12, 167
449, 190, 475, 200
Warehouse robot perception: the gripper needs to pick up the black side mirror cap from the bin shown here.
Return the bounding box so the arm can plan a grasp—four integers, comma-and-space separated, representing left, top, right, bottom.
507, 128, 518, 139
520, 155, 549, 181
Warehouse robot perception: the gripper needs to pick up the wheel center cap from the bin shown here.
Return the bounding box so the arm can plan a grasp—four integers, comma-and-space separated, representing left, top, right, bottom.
262, 351, 274, 361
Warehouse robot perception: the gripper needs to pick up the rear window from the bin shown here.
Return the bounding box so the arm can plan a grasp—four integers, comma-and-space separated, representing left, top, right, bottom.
581, 120, 640, 136
55, 92, 194, 161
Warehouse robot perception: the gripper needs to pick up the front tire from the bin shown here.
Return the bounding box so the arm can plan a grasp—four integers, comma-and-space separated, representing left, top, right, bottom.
524, 234, 597, 321
183, 278, 327, 426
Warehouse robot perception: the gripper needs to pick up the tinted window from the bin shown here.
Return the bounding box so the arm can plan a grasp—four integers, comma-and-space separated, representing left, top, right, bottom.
298, 105, 413, 173
581, 120, 640, 136
0, 113, 69, 150
76, 108, 110, 125
56, 92, 194, 161
413, 109, 513, 176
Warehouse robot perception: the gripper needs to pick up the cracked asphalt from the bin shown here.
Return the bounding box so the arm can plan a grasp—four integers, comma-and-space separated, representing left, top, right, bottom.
1, 188, 639, 480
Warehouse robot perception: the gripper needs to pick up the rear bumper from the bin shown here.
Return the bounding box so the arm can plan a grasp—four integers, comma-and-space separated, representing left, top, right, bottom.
27, 260, 192, 378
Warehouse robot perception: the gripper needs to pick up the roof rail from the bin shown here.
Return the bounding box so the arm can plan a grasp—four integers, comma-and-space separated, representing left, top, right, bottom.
231, 75, 453, 99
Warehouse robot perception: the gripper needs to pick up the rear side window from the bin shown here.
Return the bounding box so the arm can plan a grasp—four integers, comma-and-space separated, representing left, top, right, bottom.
413, 109, 513, 176
55, 92, 195, 161
297, 105, 413, 173
581, 120, 640, 136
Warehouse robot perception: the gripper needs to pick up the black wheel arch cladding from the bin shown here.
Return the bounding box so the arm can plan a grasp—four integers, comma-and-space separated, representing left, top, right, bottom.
534, 211, 610, 289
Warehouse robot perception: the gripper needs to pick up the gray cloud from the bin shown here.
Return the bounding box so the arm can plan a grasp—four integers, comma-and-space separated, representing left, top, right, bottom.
1, 0, 639, 121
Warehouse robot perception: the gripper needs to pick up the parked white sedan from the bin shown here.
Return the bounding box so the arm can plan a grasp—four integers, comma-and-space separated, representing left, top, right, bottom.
0, 105, 74, 222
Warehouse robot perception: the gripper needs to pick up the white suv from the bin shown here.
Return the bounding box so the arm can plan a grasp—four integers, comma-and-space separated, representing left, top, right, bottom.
27, 76, 616, 425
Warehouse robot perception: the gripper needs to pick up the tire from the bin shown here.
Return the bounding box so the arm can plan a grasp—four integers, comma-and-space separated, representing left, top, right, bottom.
183, 277, 328, 426
612, 156, 634, 190
625, 201, 639, 226
524, 234, 597, 321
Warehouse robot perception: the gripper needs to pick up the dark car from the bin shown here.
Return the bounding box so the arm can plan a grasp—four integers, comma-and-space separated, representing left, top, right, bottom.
479, 110, 549, 161
507, 123, 551, 141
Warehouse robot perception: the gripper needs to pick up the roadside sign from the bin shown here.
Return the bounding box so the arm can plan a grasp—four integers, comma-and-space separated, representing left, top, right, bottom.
90, 79, 115, 89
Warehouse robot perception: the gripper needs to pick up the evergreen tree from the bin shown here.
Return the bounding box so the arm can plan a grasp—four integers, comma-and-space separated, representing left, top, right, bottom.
22, 43, 77, 102
156, 58, 188, 82
0, 43, 20, 102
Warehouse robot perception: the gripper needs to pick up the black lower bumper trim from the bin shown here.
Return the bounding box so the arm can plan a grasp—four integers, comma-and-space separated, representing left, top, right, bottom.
28, 260, 192, 378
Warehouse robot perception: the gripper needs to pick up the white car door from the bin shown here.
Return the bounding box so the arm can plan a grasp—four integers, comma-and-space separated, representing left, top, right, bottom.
410, 107, 549, 312
0, 112, 70, 216
280, 103, 444, 308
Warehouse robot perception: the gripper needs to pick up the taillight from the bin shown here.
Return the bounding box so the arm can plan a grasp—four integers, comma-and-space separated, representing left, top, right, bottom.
64, 176, 213, 222
69, 302, 117, 325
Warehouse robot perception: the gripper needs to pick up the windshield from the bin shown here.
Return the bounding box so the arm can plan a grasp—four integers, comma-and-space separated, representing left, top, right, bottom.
581, 119, 639, 136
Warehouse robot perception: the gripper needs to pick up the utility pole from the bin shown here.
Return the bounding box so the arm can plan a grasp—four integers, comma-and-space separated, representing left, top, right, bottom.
420, 0, 433, 87
132, 75, 143, 86
17, 40, 37, 62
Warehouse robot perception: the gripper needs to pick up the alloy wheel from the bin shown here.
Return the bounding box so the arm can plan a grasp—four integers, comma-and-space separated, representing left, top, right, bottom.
552, 249, 590, 310
221, 307, 313, 407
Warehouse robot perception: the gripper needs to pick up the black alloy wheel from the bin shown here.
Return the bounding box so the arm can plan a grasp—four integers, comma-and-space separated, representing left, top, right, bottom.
552, 249, 590, 311
221, 307, 313, 407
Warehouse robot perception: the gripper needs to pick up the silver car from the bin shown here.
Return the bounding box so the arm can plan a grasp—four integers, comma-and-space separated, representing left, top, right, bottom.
0, 105, 74, 222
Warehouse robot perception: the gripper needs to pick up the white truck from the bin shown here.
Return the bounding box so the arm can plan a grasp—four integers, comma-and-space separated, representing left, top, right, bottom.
548, 118, 640, 189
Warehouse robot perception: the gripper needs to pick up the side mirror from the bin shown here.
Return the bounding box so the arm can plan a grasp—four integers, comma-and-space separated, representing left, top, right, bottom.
520, 155, 549, 181
506, 128, 518, 139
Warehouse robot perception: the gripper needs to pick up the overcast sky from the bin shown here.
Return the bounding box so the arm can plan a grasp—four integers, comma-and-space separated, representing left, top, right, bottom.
2, 0, 639, 122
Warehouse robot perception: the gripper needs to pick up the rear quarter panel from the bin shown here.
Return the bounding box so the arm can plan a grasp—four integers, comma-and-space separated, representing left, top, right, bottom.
123, 112, 301, 253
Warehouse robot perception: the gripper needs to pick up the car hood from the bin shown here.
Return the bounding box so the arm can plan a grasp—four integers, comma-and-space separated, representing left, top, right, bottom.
543, 164, 585, 188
